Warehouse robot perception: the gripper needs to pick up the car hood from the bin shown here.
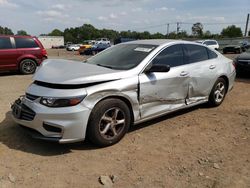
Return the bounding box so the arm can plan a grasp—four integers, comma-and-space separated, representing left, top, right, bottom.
33, 59, 123, 85
237, 52, 250, 60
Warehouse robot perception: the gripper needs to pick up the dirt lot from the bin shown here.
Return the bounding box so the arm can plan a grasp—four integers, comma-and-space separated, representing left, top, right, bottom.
0, 50, 249, 188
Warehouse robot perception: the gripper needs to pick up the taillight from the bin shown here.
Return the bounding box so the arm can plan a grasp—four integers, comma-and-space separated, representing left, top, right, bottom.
232, 59, 237, 69
42, 49, 47, 56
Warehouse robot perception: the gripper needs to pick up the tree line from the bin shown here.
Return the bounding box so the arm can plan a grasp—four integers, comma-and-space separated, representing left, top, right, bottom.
0, 23, 247, 43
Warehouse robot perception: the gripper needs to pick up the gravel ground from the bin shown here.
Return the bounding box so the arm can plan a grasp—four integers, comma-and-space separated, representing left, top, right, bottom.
0, 49, 249, 188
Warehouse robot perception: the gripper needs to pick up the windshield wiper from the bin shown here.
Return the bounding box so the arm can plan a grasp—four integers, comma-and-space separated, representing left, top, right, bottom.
96, 64, 114, 69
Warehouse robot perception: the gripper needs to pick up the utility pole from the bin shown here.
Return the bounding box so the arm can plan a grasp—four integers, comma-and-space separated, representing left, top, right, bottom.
244, 13, 249, 37
177, 22, 180, 34
167, 23, 169, 36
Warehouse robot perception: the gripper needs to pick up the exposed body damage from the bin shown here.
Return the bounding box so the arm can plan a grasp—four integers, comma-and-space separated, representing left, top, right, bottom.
11, 39, 236, 145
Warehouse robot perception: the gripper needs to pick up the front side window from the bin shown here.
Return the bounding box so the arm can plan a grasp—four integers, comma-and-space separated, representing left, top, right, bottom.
185, 44, 209, 63
153, 44, 184, 67
0, 37, 12, 49
15, 38, 39, 48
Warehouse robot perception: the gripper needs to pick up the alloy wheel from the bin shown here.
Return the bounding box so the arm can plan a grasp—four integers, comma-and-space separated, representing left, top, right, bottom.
99, 107, 126, 140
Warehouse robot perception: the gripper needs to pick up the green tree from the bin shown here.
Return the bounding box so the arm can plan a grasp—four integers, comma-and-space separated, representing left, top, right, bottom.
221, 25, 243, 38
203, 30, 211, 38
0, 26, 14, 35
49, 29, 63, 36
151, 32, 165, 39
192, 22, 203, 37
16, 30, 29, 36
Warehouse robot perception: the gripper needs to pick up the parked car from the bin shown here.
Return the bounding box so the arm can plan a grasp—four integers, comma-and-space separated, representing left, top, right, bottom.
66, 44, 80, 51
234, 48, 250, 74
51, 45, 65, 49
240, 40, 250, 51
114, 37, 136, 45
96, 38, 110, 45
0, 35, 47, 74
223, 44, 242, 54
78, 41, 96, 55
11, 40, 236, 147
83, 43, 111, 55
196, 40, 219, 50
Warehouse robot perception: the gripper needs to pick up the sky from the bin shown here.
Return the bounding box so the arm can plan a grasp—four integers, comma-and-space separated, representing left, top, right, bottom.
0, 0, 249, 36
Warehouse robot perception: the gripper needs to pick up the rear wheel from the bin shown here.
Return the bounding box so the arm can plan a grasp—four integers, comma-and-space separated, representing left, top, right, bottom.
87, 98, 131, 147
19, 59, 37, 74
208, 78, 227, 107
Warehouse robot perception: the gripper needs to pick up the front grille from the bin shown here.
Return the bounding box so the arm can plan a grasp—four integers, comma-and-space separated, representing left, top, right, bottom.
20, 104, 36, 121
26, 93, 40, 101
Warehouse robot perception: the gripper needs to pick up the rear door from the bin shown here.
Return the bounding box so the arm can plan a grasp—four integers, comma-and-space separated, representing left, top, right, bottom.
139, 44, 190, 119
14, 37, 41, 61
0, 36, 17, 70
183, 44, 219, 104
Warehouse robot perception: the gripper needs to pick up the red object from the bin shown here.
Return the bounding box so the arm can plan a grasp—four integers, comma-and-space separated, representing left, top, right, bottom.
0, 35, 47, 72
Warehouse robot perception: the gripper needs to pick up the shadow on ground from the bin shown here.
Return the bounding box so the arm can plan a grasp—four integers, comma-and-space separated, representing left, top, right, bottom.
236, 73, 250, 84
0, 104, 205, 156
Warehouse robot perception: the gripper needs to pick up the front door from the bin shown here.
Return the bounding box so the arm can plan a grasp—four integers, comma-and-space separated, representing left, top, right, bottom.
139, 44, 189, 119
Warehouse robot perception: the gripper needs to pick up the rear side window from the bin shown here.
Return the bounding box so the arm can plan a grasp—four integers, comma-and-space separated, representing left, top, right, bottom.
0, 37, 12, 49
153, 44, 184, 67
15, 38, 39, 48
207, 48, 218, 59
185, 44, 209, 63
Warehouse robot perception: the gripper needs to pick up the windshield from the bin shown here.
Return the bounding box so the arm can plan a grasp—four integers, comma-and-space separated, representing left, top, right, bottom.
85, 43, 157, 70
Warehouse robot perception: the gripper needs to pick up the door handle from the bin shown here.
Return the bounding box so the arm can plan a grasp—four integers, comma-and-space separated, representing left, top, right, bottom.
180, 71, 189, 76
209, 65, 216, 69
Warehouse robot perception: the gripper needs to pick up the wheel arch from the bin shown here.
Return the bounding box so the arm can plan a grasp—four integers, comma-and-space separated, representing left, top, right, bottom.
93, 95, 135, 124
218, 75, 229, 92
18, 56, 38, 68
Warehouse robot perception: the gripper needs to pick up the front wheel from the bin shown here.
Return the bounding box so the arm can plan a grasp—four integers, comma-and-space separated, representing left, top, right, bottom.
19, 59, 37, 74
208, 78, 227, 107
87, 99, 131, 147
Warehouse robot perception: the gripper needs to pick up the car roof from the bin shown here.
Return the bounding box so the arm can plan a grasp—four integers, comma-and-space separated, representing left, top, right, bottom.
126, 39, 181, 45
0, 35, 36, 38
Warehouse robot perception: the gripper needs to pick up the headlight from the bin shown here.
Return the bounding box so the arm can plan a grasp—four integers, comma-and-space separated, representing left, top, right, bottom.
40, 96, 86, 107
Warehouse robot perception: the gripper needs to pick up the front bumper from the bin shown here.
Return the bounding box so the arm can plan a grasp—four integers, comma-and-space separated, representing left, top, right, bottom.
11, 96, 91, 143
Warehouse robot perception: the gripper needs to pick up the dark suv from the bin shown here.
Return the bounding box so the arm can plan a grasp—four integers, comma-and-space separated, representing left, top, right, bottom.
0, 35, 47, 74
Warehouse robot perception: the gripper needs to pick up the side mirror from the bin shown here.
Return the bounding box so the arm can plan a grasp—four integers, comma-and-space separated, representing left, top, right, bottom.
145, 64, 170, 73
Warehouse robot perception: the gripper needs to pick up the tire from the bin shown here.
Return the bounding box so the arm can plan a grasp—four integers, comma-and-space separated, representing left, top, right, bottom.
208, 78, 227, 107
87, 98, 131, 147
92, 51, 97, 55
19, 59, 37, 74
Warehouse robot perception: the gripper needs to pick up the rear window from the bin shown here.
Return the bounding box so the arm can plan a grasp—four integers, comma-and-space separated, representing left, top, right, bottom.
0, 37, 12, 49
204, 41, 217, 45
185, 44, 209, 63
15, 38, 39, 48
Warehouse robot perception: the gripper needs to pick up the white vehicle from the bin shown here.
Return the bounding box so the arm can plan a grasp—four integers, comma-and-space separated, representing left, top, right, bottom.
66, 44, 80, 51
11, 40, 235, 146
96, 38, 110, 45
196, 40, 219, 50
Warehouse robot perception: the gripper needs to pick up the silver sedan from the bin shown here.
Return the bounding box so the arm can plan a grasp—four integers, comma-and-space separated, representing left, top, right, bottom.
11, 40, 236, 146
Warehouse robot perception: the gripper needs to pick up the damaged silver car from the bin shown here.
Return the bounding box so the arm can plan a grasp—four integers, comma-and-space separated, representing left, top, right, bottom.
11, 40, 236, 146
